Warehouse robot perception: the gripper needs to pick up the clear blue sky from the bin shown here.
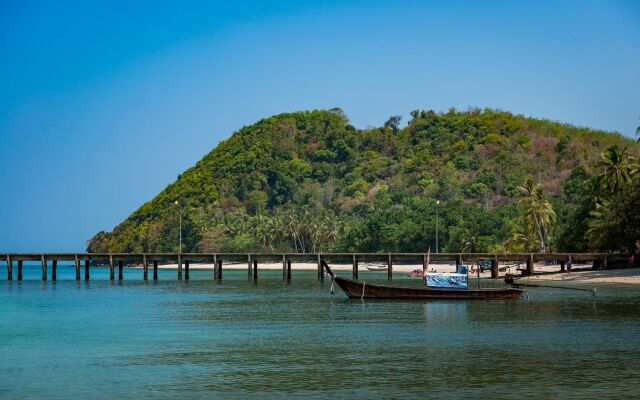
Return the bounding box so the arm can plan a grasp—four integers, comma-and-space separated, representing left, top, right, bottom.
1, 0, 639, 252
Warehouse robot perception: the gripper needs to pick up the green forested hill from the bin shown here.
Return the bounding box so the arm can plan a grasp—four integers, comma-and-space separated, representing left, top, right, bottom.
88, 108, 640, 253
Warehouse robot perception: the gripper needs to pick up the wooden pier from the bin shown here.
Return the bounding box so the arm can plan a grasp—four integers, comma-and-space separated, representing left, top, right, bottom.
0, 252, 627, 281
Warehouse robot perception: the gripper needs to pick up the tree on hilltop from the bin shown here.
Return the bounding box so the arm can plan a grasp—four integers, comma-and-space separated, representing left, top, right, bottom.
384, 115, 402, 132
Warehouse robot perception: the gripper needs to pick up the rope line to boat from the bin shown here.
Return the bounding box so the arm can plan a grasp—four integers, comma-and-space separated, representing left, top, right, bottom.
513, 282, 597, 296
329, 275, 335, 295
505, 274, 596, 296
361, 281, 366, 301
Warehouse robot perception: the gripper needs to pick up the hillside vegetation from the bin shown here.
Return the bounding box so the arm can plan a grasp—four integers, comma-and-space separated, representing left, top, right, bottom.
88, 108, 640, 254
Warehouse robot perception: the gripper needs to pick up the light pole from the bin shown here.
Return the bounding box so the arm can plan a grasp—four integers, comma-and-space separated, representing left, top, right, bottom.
435, 200, 440, 253
175, 200, 182, 253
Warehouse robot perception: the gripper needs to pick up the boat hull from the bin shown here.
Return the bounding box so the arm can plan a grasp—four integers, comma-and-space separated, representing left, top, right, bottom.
333, 276, 523, 300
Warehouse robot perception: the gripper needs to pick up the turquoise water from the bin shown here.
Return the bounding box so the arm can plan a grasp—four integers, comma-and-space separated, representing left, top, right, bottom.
1, 264, 640, 399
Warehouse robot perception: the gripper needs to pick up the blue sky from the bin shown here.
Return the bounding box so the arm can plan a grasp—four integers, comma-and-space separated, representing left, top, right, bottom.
1, 0, 639, 251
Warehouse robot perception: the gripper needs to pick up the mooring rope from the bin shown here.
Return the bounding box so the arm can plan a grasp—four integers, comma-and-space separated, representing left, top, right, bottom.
330, 276, 335, 295
361, 281, 366, 300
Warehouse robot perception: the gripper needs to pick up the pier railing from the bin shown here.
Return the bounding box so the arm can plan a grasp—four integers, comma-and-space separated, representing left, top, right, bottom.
1, 252, 628, 282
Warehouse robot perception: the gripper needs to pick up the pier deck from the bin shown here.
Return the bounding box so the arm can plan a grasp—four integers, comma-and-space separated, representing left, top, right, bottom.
0, 252, 628, 281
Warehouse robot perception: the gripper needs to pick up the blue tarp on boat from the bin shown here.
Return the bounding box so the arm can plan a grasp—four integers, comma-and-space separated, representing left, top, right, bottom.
425, 273, 468, 289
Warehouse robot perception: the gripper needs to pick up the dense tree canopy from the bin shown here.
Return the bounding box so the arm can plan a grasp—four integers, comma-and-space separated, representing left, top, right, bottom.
87, 108, 640, 254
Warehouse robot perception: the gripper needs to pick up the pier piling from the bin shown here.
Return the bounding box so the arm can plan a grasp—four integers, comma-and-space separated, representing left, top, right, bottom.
18, 260, 23, 281
143, 255, 148, 281
84, 259, 90, 281
247, 255, 252, 278
118, 261, 123, 280
560, 260, 566, 272
75, 256, 80, 280
352, 254, 358, 280
153, 260, 158, 280
253, 259, 258, 281
109, 255, 115, 280
491, 258, 499, 279
287, 259, 292, 280
6, 256, 12, 281
177, 255, 182, 280
41, 255, 47, 281
317, 254, 323, 281
282, 255, 286, 280
52, 260, 57, 281
387, 254, 393, 280
185, 261, 190, 280
216, 259, 222, 280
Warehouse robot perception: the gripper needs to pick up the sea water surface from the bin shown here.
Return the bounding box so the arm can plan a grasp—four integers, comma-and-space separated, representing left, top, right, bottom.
1, 264, 640, 399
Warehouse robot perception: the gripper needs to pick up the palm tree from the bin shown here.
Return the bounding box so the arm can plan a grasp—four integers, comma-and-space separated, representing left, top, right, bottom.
630, 156, 639, 177
310, 219, 325, 253
297, 207, 316, 253
505, 232, 528, 251
504, 219, 535, 252
266, 214, 284, 250
516, 178, 556, 253
282, 210, 303, 252
322, 213, 343, 251
225, 211, 250, 236
253, 215, 272, 250
309, 212, 343, 252
586, 199, 610, 248
595, 145, 633, 194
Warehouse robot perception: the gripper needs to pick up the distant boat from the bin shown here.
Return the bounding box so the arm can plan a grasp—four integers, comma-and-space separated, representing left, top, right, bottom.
366, 265, 388, 272
322, 261, 523, 300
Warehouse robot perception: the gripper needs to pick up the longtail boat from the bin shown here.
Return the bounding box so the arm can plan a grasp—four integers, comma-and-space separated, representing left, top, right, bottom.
322, 261, 523, 300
